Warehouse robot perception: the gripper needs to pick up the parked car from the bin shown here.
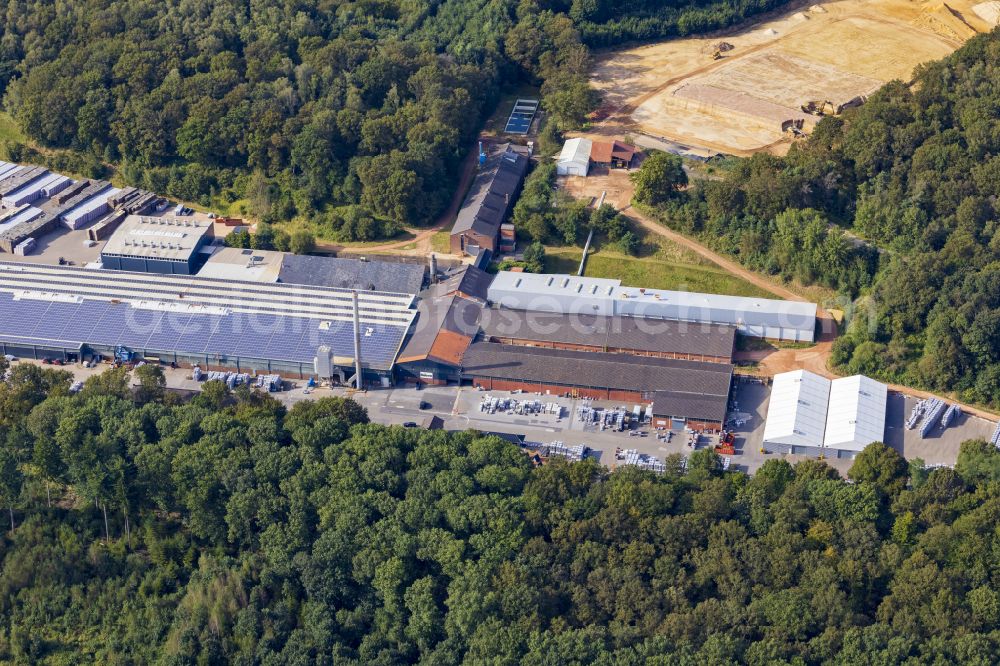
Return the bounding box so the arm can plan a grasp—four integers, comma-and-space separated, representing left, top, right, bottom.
403, 422, 418, 428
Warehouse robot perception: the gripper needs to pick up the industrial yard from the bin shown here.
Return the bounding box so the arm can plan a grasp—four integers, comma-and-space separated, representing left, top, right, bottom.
0, 154, 994, 477
591, 0, 997, 154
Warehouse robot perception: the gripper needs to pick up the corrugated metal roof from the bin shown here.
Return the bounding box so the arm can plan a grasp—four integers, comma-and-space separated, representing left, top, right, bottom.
487, 271, 817, 340
397, 294, 481, 366
824, 375, 887, 452
649, 391, 728, 423
558, 138, 592, 168
436, 265, 494, 302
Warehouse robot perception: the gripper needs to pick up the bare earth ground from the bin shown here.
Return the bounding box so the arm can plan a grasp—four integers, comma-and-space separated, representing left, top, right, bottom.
590, 0, 997, 155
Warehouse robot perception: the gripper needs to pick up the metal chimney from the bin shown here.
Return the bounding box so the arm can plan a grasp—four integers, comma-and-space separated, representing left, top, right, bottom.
429, 253, 438, 283
352, 290, 363, 390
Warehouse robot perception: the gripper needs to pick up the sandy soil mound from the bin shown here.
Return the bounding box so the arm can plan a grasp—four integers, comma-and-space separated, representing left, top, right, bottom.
918, 2, 979, 40
973, 0, 1000, 24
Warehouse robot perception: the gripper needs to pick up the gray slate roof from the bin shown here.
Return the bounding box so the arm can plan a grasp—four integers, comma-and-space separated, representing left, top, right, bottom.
452, 145, 529, 237
278, 255, 424, 294
461, 343, 732, 407
437, 266, 495, 302
649, 391, 729, 424
479, 310, 735, 359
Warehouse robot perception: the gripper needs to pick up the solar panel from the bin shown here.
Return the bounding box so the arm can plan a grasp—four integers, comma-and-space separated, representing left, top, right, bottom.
89, 305, 132, 346
58, 300, 111, 342
504, 98, 538, 135
118, 309, 166, 349
0, 279, 412, 369
173, 313, 222, 355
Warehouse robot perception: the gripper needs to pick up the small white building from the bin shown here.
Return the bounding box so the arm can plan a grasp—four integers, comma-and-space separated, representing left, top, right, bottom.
824, 375, 887, 458
761, 369, 831, 456
557, 138, 592, 177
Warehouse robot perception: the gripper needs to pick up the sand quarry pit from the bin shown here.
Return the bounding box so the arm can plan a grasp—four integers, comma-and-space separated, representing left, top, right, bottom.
592, 0, 998, 155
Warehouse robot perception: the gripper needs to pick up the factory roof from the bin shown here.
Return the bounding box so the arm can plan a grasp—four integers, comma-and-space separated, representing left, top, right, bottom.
762, 370, 831, 449
488, 271, 816, 319
649, 391, 729, 424
0, 262, 418, 371
198, 247, 283, 282
435, 265, 494, 302
824, 375, 887, 452
461, 343, 733, 397
490, 271, 618, 299
487, 271, 817, 340
278, 254, 425, 293
482, 309, 736, 358
0, 261, 415, 325
452, 144, 530, 237
398, 294, 482, 366
479, 309, 736, 360
102, 215, 210, 261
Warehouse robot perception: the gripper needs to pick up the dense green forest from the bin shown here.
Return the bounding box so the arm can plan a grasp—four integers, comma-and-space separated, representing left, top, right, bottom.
0, 0, 786, 242
638, 28, 1000, 407
570, 0, 789, 46
3, 361, 1000, 663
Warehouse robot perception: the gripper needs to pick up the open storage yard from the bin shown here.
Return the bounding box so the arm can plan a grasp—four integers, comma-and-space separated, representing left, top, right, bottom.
592, 0, 998, 155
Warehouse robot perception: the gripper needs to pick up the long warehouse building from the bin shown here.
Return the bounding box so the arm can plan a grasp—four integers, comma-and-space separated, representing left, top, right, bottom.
461, 343, 733, 429
0, 262, 416, 382
487, 271, 817, 342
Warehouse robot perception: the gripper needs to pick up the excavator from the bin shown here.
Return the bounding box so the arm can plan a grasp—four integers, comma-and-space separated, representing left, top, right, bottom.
801, 100, 837, 116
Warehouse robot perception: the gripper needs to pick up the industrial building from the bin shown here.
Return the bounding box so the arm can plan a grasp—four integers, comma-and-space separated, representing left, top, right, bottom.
557, 138, 639, 176
478, 309, 735, 363
823, 375, 888, 455
396, 294, 483, 384
0, 161, 159, 254
557, 138, 592, 177
761, 370, 832, 457
460, 343, 732, 429
589, 140, 638, 169
101, 215, 214, 275
762, 370, 888, 458
198, 247, 426, 293
487, 271, 817, 342
0, 261, 416, 382
450, 143, 530, 256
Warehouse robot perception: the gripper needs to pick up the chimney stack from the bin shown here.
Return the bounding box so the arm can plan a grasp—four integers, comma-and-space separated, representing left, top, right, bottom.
429, 253, 438, 284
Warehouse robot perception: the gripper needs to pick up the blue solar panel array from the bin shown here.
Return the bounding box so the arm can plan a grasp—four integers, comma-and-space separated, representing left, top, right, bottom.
0, 292, 407, 368
504, 99, 539, 135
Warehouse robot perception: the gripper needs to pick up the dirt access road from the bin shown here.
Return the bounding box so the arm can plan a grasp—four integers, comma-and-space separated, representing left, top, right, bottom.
625, 200, 997, 417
